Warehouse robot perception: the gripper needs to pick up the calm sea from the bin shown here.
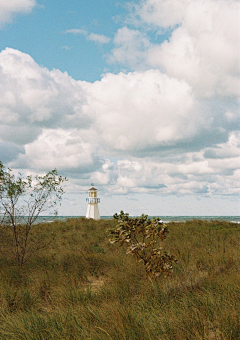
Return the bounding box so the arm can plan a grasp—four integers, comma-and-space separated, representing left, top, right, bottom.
35, 216, 240, 224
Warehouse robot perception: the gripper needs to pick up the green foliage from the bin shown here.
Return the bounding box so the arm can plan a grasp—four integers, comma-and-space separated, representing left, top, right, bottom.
109, 211, 177, 278
0, 161, 66, 265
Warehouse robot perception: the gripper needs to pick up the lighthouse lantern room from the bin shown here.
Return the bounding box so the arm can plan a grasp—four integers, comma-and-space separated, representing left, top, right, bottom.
86, 186, 100, 220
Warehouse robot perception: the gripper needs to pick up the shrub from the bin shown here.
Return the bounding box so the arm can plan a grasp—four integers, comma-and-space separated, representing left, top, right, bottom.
109, 211, 177, 278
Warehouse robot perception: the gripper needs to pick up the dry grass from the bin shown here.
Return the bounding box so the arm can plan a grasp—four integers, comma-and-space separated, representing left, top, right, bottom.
0, 218, 239, 339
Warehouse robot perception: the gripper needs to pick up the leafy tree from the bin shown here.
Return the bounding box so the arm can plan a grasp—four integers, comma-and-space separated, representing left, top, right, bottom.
109, 211, 177, 278
0, 161, 66, 265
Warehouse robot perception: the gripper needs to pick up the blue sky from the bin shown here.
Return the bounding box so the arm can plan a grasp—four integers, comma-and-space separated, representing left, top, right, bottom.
0, 0, 239, 216
0, 0, 171, 81
0, 0, 128, 81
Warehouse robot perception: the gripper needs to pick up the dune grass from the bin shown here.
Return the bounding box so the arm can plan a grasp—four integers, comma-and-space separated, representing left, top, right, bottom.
0, 218, 239, 339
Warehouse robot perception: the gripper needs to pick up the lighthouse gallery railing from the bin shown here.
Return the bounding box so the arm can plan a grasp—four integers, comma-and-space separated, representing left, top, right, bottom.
86, 198, 100, 203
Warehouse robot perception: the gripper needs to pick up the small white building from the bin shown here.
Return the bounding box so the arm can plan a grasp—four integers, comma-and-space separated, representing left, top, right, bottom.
86, 186, 100, 220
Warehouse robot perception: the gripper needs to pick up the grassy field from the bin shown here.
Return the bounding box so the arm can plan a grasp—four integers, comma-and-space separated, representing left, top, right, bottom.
0, 218, 239, 340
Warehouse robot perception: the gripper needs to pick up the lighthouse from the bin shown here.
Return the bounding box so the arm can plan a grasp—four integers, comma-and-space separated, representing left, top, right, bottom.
86, 186, 100, 220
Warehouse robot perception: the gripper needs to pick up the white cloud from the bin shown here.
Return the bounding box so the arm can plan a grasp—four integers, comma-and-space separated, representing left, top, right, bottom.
108, 27, 151, 68
66, 28, 110, 44
0, 0, 36, 26
65, 29, 88, 35
87, 33, 110, 44
62, 46, 72, 51
90, 171, 110, 185
102, 159, 115, 171
81, 69, 204, 151
127, 0, 185, 28
204, 131, 240, 159
153, 25, 240, 98
11, 129, 99, 171
0, 48, 88, 144
93, 132, 240, 196
0, 46, 239, 198
112, 0, 240, 98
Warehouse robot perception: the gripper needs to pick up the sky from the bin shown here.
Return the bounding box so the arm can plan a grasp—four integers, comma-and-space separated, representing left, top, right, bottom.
0, 0, 239, 216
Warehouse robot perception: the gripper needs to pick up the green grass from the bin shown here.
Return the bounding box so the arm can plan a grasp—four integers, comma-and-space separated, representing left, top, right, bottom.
0, 218, 239, 339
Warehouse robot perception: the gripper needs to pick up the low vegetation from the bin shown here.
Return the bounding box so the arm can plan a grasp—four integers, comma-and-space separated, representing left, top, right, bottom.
0, 217, 239, 339
110, 211, 177, 277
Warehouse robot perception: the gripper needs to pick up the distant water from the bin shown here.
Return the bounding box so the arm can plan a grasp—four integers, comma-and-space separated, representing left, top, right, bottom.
34, 215, 240, 224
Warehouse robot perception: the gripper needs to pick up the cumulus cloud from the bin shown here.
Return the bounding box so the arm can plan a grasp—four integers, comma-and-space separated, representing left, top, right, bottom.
11, 129, 101, 172
108, 27, 151, 68
81, 70, 206, 152
0, 48, 88, 145
0, 0, 36, 26
91, 132, 240, 196
111, 0, 240, 98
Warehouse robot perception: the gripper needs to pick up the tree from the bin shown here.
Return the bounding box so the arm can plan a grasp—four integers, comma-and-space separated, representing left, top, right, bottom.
109, 211, 177, 278
0, 161, 66, 265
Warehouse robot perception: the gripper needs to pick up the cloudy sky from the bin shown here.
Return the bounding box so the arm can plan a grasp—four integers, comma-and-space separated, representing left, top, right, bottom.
0, 0, 239, 216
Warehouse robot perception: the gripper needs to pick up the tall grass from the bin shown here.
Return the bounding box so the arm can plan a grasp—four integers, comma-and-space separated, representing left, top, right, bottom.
0, 218, 239, 339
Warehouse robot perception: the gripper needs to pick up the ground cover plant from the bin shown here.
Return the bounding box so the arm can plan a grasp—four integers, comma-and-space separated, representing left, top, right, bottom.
0, 217, 239, 339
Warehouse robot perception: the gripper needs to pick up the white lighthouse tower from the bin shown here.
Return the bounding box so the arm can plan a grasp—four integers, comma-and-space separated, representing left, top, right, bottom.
86, 186, 100, 220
